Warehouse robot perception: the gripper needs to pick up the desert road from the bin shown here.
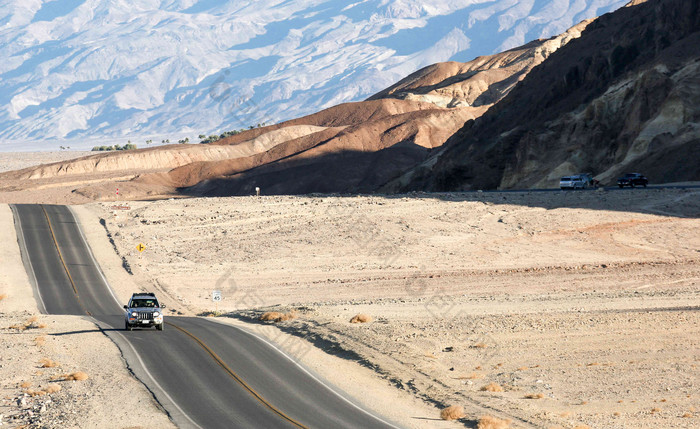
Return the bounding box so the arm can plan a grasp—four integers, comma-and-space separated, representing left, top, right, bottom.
11, 204, 398, 429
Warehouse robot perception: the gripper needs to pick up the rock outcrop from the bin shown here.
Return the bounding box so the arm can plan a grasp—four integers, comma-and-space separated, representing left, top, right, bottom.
401, 0, 700, 191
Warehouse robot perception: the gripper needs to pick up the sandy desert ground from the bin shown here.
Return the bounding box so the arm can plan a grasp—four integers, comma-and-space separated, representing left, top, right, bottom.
72, 187, 699, 428
1, 152, 699, 427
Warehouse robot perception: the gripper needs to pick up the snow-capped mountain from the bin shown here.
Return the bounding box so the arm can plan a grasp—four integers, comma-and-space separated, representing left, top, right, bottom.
0, 0, 627, 148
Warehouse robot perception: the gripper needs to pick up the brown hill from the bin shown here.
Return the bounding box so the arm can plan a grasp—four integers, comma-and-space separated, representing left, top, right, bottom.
368, 19, 592, 109
399, 0, 700, 191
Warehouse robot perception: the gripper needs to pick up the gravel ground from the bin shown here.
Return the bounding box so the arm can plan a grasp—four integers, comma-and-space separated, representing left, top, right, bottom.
73, 188, 700, 428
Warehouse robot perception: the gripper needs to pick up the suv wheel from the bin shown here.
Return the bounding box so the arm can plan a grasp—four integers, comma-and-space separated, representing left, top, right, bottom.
125, 322, 132, 331
156, 323, 164, 331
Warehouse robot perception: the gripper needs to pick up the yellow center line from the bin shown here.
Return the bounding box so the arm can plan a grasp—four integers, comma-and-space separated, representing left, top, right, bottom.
166, 321, 308, 429
41, 205, 90, 316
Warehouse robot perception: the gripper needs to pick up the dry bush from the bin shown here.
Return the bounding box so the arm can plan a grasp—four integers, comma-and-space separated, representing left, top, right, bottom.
477, 415, 512, 429
682, 412, 693, 418
27, 316, 38, 324
572, 426, 591, 429
0, 293, 7, 301
517, 366, 529, 371
480, 382, 504, 392
259, 311, 296, 322
35, 335, 46, 346
37, 323, 47, 329
472, 342, 488, 349
613, 412, 621, 417
524, 393, 544, 399
350, 313, 372, 323
27, 384, 61, 396
440, 405, 466, 420
464, 372, 485, 379
9, 323, 27, 331
20, 381, 31, 389
560, 411, 573, 418
64, 371, 89, 381
650, 407, 661, 414
474, 366, 482, 370
586, 362, 599, 366
44, 384, 61, 394
40, 358, 59, 368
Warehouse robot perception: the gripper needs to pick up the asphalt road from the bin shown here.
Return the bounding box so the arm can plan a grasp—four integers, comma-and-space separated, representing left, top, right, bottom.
11, 204, 398, 429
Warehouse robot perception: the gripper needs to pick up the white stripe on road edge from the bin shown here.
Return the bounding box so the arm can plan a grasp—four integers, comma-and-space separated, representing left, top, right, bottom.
11, 205, 48, 314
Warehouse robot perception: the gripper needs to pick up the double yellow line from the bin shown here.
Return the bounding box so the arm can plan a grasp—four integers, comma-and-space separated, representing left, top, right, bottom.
42, 205, 306, 428
42, 205, 90, 315
168, 322, 308, 428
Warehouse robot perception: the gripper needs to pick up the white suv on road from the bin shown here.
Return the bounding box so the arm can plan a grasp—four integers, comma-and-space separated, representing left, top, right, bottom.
124, 292, 165, 331
560, 173, 594, 190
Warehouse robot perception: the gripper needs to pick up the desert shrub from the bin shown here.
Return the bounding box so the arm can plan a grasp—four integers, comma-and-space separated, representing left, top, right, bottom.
524, 393, 544, 399
40, 358, 59, 368
0, 293, 7, 301
63, 372, 89, 381
259, 311, 296, 322
440, 405, 466, 420
480, 382, 504, 392
44, 384, 61, 393
477, 415, 512, 429
350, 314, 372, 323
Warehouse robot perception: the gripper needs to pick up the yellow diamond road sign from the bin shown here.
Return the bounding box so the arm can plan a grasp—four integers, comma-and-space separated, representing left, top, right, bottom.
136, 243, 146, 252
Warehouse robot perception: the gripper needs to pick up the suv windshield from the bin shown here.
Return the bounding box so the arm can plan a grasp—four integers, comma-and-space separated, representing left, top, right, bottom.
131, 299, 158, 308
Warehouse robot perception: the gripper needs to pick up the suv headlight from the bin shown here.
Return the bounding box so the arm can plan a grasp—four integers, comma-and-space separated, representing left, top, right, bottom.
131, 312, 137, 317
153, 312, 160, 317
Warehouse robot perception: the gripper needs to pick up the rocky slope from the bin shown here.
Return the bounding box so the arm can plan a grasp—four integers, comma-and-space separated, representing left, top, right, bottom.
367, 19, 593, 109
400, 0, 700, 191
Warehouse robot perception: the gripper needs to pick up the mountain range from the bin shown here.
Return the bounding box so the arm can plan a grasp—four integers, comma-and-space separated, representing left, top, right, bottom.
0, 0, 626, 146
1, 0, 697, 199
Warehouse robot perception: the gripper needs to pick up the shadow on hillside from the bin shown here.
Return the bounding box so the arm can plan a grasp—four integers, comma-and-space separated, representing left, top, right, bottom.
173, 148, 699, 218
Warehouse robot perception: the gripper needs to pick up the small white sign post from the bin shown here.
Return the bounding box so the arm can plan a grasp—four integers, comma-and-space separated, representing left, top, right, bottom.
212, 290, 222, 314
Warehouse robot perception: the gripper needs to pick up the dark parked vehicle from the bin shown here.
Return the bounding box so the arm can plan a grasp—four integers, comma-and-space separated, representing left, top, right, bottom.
617, 173, 648, 188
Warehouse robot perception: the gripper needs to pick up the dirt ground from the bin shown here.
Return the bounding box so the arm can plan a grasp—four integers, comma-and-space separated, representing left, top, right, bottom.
69, 187, 700, 428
